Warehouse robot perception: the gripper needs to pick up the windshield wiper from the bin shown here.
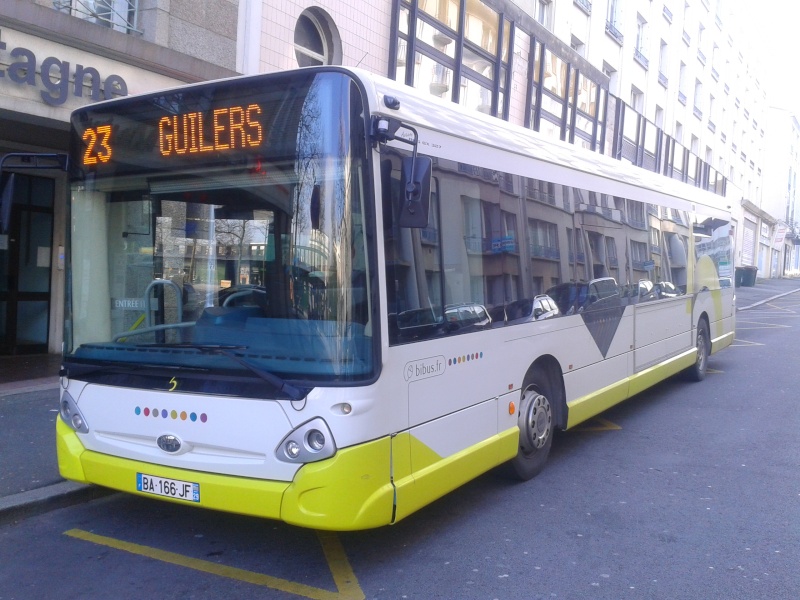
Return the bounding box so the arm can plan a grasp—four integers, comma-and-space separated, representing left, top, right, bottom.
138, 343, 308, 400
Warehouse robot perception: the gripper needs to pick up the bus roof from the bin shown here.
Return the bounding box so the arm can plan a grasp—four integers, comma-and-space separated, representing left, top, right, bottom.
72, 66, 729, 220
352, 67, 730, 220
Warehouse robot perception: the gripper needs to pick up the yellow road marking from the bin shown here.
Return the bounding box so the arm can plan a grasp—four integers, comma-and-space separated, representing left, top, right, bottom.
573, 417, 621, 432
64, 528, 364, 600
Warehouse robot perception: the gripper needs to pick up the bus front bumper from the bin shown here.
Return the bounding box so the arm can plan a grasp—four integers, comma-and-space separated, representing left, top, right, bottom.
56, 418, 395, 530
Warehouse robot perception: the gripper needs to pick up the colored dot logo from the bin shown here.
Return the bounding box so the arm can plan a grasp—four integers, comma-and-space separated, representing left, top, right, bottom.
448, 352, 483, 366
135, 407, 207, 423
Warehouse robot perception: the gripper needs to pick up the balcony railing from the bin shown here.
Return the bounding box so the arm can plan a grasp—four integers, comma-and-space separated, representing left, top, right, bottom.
626, 217, 647, 230
465, 236, 517, 254
569, 251, 586, 264
54, 0, 142, 34
530, 244, 561, 260
697, 49, 706, 65
711, 67, 719, 81
708, 120, 716, 133
420, 227, 439, 245
634, 48, 649, 69
605, 21, 624, 44
678, 91, 687, 105
663, 4, 673, 22
528, 188, 556, 205
693, 105, 703, 120
658, 72, 668, 87
574, 0, 592, 15
682, 30, 691, 46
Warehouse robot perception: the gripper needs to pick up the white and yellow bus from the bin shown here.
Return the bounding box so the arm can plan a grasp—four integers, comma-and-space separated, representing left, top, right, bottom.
57, 66, 735, 530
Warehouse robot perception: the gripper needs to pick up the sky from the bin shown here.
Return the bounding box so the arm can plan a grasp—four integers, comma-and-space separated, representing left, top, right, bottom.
728, 2, 800, 115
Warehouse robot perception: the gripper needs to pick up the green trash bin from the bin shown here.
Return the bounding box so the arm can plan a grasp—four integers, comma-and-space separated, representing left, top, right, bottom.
741, 265, 758, 287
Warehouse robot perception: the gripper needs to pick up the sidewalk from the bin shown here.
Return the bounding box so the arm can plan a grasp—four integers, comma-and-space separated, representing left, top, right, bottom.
2, 276, 799, 524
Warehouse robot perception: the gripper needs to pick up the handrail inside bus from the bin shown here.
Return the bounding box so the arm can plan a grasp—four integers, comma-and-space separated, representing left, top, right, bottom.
144, 279, 183, 328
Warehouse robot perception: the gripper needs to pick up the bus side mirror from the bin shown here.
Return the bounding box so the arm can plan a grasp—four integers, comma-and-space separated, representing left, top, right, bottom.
397, 156, 431, 228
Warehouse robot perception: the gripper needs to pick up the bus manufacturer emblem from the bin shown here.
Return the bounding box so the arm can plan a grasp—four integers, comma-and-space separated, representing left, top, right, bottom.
157, 434, 182, 453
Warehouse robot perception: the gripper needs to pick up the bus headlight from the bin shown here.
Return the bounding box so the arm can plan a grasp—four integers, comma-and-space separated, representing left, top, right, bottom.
59, 390, 89, 434
277, 418, 336, 463
307, 429, 325, 451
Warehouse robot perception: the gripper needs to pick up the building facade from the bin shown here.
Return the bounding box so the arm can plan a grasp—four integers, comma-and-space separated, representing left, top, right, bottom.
0, 0, 785, 355
245, 0, 773, 265
0, 0, 238, 355
762, 107, 800, 276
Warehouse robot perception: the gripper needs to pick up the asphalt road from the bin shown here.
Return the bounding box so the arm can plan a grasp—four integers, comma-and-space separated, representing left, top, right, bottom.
1, 295, 798, 599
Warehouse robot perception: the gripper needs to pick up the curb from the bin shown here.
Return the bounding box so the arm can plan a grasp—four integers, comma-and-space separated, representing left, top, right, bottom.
0, 377, 60, 397
0, 481, 114, 526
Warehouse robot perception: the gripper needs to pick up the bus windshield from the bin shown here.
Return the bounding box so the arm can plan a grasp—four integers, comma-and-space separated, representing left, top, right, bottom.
66, 71, 374, 385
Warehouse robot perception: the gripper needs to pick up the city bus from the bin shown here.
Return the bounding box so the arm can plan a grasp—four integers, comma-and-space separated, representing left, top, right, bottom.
57, 66, 735, 530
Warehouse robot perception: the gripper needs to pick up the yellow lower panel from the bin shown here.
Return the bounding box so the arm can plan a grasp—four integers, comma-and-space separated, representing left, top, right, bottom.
58, 420, 287, 519
281, 436, 395, 531
56, 418, 88, 482
567, 349, 695, 429
627, 349, 694, 397
711, 330, 734, 354
57, 418, 395, 529
566, 378, 629, 429
391, 427, 518, 524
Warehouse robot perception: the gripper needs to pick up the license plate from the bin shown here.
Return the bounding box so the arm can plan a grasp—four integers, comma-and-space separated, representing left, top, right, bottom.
136, 473, 200, 503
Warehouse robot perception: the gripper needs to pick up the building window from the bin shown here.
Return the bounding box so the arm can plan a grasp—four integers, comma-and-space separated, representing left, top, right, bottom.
571, 35, 586, 58
678, 61, 687, 104
631, 86, 644, 112
54, 0, 140, 34
393, 0, 512, 119
606, 0, 623, 38
634, 15, 649, 68
536, 0, 553, 29
602, 61, 618, 96
693, 79, 703, 119
655, 105, 664, 129
658, 40, 669, 86
294, 8, 341, 67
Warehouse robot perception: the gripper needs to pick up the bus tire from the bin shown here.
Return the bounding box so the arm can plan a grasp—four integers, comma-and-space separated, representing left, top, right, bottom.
686, 319, 709, 382
508, 365, 555, 481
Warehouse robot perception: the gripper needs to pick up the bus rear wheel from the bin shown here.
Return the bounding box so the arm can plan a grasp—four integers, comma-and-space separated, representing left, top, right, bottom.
686, 319, 709, 382
509, 366, 554, 480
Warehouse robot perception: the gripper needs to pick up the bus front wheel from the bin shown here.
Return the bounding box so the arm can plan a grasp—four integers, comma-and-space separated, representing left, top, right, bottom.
508, 366, 554, 480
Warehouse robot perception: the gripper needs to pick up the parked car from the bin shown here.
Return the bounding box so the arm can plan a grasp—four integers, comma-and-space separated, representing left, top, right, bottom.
505, 295, 561, 324
654, 280, 683, 298
546, 277, 620, 314
444, 303, 492, 331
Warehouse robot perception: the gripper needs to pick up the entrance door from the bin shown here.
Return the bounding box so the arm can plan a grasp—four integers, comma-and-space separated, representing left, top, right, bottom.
0, 174, 55, 355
